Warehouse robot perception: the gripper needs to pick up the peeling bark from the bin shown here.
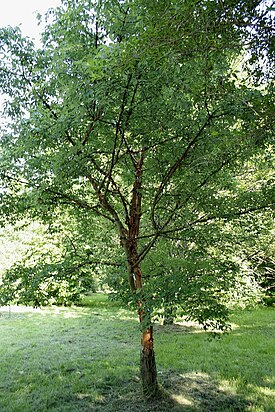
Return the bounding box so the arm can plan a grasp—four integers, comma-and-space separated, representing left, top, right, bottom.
126, 152, 159, 397
140, 326, 158, 397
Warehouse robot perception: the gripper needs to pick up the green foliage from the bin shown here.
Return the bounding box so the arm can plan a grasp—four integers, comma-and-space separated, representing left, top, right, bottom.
0, 219, 99, 306
0, 0, 274, 330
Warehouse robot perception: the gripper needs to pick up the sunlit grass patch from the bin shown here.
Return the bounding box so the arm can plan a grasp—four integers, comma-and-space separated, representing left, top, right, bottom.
0, 296, 274, 411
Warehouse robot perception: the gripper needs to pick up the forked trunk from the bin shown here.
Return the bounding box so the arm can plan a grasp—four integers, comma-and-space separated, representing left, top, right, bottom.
140, 326, 158, 397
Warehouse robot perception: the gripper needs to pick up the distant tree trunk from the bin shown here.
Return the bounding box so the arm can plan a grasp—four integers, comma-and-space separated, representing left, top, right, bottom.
163, 314, 174, 325
163, 304, 174, 325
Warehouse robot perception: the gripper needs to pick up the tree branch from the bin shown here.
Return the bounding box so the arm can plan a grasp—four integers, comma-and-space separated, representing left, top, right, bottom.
160, 203, 274, 237
151, 114, 214, 230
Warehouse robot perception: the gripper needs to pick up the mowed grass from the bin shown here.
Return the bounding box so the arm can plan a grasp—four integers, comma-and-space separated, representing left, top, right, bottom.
0, 294, 274, 412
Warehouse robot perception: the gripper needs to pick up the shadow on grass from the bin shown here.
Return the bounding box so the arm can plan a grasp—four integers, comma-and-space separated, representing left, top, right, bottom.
160, 371, 249, 411
1, 301, 272, 411
86, 371, 250, 412
154, 322, 202, 335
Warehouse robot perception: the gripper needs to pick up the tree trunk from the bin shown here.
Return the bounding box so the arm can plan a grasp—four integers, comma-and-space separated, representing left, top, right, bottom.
163, 315, 174, 325
140, 326, 158, 397
132, 265, 158, 397
125, 152, 158, 397
163, 304, 174, 325
127, 263, 159, 397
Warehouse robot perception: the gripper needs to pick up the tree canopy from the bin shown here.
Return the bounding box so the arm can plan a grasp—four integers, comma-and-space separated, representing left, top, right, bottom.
0, 0, 274, 396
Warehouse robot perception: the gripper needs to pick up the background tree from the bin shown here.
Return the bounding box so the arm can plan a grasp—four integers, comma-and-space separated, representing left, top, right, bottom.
0, 214, 105, 307
0, 0, 274, 397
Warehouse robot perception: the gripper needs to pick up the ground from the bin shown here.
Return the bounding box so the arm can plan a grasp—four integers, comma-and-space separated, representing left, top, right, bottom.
0, 295, 274, 411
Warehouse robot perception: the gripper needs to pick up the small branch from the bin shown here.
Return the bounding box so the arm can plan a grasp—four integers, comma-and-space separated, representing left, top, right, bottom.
87, 174, 127, 236
45, 188, 116, 223
87, 157, 130, 222
81, 107, 103, 146
101, 72, 135, 195
68, 259, 125, 271
160, 203, 274, 237
151, 114, 214, 229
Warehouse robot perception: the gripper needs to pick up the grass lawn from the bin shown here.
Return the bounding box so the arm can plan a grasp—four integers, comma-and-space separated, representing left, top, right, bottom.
0, 294, 274, 411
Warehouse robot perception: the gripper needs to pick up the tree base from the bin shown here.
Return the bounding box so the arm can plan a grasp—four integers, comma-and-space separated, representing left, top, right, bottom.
140, 347, 158, 398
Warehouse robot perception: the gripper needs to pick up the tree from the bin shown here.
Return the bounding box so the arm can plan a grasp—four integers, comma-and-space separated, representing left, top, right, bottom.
0, 215, 101, 307
0, 0, 274, 397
